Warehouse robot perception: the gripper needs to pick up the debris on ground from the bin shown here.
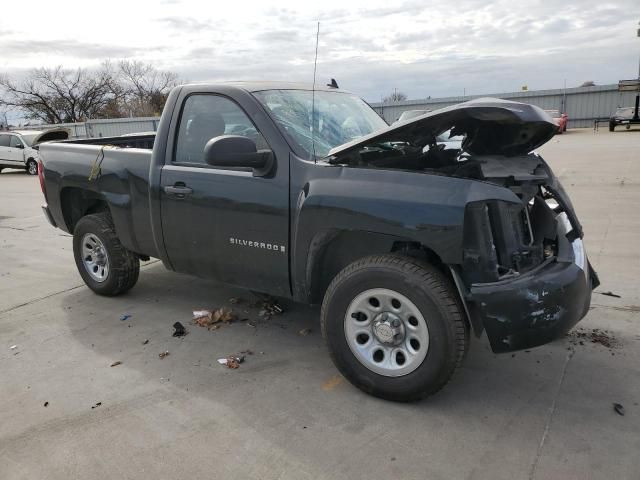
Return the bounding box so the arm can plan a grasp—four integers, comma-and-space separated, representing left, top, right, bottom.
43, 401, 49, 407
217, 355, 245, 369
158, 351, 170, 359
9, 345, 17, 350
250, 293, 284, 319
567, 328, 620, 349
192, 308, 237, 329
172, 321, 188, 337
110, 361, 122, 367
598, 291, 621, 298
299, 328, 312, 336
142, 339, 149, 345
91, 402, 102, 409
239, 349, 254, 356
258, 299, 284, 318
120, 314, 132, 321
613, 403, 625, 416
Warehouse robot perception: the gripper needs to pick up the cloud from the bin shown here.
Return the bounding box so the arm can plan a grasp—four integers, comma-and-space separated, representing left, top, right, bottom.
157, 16, 212, 32
0, 39, 144, 58
0, 0, 637, 104
254, 30, 301, 43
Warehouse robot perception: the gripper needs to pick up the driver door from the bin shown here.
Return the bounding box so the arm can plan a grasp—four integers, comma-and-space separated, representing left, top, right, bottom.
159, 93, 290, 296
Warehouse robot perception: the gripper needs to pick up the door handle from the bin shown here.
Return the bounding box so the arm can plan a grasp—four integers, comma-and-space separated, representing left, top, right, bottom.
164, 185, 193, 198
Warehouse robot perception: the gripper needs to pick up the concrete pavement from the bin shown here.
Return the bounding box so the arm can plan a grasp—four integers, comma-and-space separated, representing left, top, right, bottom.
1, 129, 639, 479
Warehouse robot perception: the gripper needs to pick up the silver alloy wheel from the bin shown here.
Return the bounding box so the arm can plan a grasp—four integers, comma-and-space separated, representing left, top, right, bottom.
81, 233, 110, 282
344, 288, 429, 377
27, 161, 37, 175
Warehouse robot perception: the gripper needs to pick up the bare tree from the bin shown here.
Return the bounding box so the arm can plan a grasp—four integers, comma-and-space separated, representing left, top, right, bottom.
382, 89, 408, 103
118, 60, 179, 116
0, 108, 8, 130
0, 61, 179, 123
0, 65, 121, 123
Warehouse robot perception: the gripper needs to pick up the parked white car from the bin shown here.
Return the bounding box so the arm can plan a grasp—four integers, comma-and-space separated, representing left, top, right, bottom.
0, 129, 70, 175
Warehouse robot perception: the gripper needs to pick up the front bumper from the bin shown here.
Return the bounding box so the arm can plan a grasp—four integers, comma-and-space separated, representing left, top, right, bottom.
468, 213, 598, 353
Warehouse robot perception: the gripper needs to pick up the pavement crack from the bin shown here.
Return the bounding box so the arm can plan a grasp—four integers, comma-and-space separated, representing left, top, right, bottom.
0, 226, 27, 231
528, 348, 574, 480
0, 284, 85, 315
0, 260, 161, 315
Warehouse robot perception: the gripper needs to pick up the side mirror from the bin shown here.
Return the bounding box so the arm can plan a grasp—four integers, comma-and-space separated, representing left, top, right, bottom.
15, 143, 24, 149
204, 135, 273, 176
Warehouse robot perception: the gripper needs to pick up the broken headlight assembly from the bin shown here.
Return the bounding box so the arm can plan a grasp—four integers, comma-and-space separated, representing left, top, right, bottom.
462, 188, 564, 285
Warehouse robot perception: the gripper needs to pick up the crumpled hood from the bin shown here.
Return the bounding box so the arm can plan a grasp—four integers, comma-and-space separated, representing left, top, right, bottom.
328, 97, 557, 158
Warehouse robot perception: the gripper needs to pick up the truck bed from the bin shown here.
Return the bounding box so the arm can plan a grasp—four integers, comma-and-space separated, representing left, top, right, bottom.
39, 136, 158, 258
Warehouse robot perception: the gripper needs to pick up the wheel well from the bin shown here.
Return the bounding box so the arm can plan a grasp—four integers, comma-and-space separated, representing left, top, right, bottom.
307, 232, 474, 334
60, 187, 109, 232
307, 232, 448, 305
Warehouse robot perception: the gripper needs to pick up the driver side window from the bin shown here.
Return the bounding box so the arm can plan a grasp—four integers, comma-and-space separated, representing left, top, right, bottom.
174, 94, 267, 165
9, 136, 23, 148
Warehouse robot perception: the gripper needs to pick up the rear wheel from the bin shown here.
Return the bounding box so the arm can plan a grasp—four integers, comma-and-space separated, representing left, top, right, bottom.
609, 123, 615, 132
26, 159, 38, 175
321, 254, 468, 402
73, 213, 140, 296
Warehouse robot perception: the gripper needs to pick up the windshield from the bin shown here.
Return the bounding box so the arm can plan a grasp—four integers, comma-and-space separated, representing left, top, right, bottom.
15, 132, 39, 146
254, 89, 388, 159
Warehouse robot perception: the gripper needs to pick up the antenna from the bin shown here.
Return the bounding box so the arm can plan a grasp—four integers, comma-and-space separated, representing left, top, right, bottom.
311, 21, 320, 162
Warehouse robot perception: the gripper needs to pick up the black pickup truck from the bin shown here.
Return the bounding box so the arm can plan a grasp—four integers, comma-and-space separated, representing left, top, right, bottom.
38, 82, 598, 401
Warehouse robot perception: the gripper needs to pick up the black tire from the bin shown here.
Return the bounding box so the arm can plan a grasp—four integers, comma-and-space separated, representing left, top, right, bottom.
321, 254, 468, 402
609, 123, 615, 132
73, 213, 140, 296
26, 159, 38, 175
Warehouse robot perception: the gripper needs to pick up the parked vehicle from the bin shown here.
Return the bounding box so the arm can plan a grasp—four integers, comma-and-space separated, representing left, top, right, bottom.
609, 106, 640, 131
38, 83, 598, 401
0, 129, 69, 175
544, 109, 568, 133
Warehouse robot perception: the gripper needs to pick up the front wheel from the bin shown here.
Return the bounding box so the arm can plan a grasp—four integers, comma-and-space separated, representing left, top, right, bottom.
73, 213, 140, 296
321, 254, 468, 402
609, 123, 615, 132
26, 159, 38, 175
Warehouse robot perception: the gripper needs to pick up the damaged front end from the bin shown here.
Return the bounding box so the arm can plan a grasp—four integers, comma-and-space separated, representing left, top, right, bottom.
326, 97, 599, 353
460, 162, 599, 352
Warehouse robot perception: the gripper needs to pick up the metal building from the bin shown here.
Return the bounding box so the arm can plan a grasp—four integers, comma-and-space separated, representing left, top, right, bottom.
16, 116, 160, 138
371, 84, 638, 128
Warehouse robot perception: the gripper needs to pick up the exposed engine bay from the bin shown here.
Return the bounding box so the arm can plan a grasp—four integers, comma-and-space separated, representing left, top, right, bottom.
325, 98, 590, 285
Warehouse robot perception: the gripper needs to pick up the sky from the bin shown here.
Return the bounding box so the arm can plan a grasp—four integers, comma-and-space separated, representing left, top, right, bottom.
0, 0, 638, 119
